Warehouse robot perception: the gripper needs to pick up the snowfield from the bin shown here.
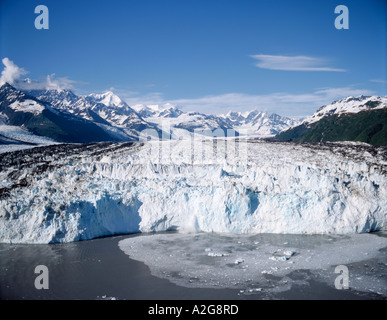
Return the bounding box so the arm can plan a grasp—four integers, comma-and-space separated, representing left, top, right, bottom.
0, 138, 386, 243
9, 99, 45, 115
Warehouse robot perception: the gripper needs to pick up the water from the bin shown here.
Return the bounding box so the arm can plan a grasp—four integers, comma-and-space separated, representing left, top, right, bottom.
0, 232, 386, 300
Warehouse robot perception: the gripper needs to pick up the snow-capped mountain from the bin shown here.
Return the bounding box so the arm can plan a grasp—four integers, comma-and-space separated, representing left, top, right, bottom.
26, 88, 113, 125
132, 104, 299, 137
0, 83, 46, 116
0, 139, 385, 243
132, 104, 236, 137
300, 95, 387, 126
0, 83, 120, 144
132, 103, 184, 118
276, 95, 387, 146
27, 89, 158, 139
7, 81, 383, 147
11, 86, 299, 140
87, 91, 127, 109
164, 111, 234, 133
221, 110, 299, 137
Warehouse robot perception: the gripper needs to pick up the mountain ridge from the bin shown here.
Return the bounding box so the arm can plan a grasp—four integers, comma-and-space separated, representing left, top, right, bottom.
275, 95, 387, 146
4, 82, 383, 147
0, 83, 126, 144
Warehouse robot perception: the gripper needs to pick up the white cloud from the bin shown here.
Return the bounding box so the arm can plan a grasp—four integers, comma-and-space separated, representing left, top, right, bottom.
250, 54, 346, 72
369, 79, 387, 84
44, 74, 76, 90
0, 58, 28, 85
0, 57, 76, 90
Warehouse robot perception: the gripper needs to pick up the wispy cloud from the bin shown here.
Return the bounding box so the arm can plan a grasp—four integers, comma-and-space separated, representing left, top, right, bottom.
250, 54, 346, 72
313, 87, 374, 98
44, 74, 78, 91
369, 79, 387, 84
113, 89, 165, 106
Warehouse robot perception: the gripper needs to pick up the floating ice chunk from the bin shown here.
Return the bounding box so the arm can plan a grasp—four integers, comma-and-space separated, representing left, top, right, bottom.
270, 249, 296, 261
208, 252, 229, 257
270, 256, 289, 262
205, 247, 229, 257
99, 295, 118, 300
283, 250, 296, 257
261, 270, 273, 274
243, 287, 263, 294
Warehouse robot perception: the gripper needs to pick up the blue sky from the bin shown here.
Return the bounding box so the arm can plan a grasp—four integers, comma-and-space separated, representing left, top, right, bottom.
0, 0, 386, 116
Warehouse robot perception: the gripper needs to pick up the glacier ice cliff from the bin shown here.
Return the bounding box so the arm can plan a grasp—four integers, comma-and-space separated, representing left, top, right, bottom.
0, 139, 386, 243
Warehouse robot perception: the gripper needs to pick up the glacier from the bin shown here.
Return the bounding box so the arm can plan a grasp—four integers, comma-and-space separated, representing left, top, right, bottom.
0, 138, 386, 243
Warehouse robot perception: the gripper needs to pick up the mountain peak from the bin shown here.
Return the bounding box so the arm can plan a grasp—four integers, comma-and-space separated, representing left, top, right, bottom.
131, 104, 184, 118
87, 91, 126, 108
0, 82, 17, 91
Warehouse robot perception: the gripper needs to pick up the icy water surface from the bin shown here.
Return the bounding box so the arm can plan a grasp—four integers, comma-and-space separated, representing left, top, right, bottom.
119, 231, 387, 298
0, 232, 386, 300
